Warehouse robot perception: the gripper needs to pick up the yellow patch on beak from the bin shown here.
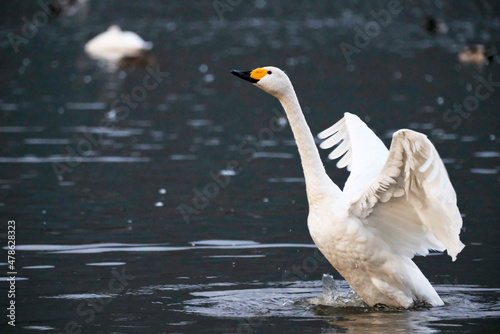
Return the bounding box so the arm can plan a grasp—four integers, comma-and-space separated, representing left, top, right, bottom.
250, 68, 269, 81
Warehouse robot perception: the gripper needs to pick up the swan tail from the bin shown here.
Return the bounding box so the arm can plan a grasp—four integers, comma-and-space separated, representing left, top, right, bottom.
403, 258, 444, 307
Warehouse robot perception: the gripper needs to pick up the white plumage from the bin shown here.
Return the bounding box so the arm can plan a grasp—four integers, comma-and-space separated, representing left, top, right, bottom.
84, 25, 153, 61
319, 114, 464, 261
231, 66, 465, 308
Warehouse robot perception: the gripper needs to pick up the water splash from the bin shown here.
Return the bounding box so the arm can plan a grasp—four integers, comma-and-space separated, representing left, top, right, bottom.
309, 274, 366, 308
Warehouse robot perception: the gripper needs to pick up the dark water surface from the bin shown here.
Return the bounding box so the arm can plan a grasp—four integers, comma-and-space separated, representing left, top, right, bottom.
1, 1, 499, 333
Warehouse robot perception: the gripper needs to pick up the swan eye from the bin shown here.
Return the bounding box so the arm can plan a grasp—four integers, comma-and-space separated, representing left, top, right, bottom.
268, 71, 272, 74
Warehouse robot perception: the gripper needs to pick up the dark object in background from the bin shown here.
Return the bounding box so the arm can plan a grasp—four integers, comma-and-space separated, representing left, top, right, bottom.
48, 0, 87, 17
47, 1, 63, 17
485, 46, 498, 63
424, 15, 448, 35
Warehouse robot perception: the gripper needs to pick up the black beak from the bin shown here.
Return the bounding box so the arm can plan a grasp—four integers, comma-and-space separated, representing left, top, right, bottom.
231, 70, 259, 83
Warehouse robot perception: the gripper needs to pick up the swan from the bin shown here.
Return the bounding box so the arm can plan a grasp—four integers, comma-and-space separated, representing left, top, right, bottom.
84, 25, 153, 62
231, 66, 465, 308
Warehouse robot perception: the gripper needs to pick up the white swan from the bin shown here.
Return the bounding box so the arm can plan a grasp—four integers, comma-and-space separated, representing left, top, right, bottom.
231, 66, 465, 308
84, 25, 153, 61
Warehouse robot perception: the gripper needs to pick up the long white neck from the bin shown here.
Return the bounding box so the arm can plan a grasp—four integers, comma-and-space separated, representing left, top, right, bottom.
277, 87, 341, 205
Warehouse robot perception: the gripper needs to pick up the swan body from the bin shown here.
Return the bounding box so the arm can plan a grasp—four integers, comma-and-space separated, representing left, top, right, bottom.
84, 25, 153, 61
231, 66, 465, 308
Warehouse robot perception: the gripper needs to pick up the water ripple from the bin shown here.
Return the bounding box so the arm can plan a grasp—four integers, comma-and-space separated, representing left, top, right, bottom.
24, 138, 72, 145
0, 103, 18, 111
23, 265, 55, 269
65, 102, 107, 110
181, 278, 500, 333
187, 119, 213, 127
474, 151, 500, 158
268, 177, 305, 183
0, 126, 44, 133
253, 152, 294, 159
470, 168, 498, 175
42, 293, 116, 300
12, 241, 316, 254
61, 126, 143, 137
0, 156, 151, 163
86, 262, 126, 266
170, 154, 197, 161
23, 326, 55, 331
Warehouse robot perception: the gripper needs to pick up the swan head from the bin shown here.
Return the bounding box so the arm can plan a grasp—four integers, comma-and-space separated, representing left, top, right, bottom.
231, 66, 292, 98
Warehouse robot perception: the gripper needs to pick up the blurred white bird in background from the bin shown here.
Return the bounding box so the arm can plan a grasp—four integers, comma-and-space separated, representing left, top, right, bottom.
84, 25, 154, 65
231, 66, 465, 308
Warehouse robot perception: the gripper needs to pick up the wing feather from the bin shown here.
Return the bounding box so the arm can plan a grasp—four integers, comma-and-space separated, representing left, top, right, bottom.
329, 138, 350, 160
350, 129, 465, 260
318, 113, 389, 197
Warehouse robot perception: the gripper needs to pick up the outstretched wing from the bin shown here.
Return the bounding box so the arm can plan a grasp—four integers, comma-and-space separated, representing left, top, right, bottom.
318, 112, 389, 198
350, 129, 465, 260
